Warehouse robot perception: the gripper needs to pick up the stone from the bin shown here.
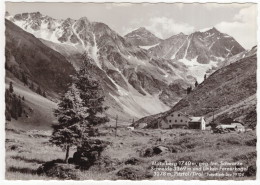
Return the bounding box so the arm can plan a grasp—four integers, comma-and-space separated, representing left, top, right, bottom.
143, 148, 153, 157
142, 146, 169, 157
153, 146, 169, 154
71, 139, 111, 169
125, 157, 141, 165
37, 159, 80, 180
245, 165, 256, 177
92, 156, 121, 172
117, 167, 152, 180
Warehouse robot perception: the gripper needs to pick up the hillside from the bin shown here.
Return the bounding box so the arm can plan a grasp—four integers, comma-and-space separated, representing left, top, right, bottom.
135, 47, 257, 129
5, 19, 76, 96
5, 71, 57, 130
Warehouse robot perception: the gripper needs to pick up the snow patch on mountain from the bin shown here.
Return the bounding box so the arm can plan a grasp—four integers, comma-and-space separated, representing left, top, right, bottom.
170, 38, 187, 59
179, 57, 218, 83
91, 33, 102, 69
139, 43, 160, 50
183, 36, 191, 59
199, 27, 214, 32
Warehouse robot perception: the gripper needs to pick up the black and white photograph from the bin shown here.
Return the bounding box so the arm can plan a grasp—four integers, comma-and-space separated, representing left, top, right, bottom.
2, 1, 258, 181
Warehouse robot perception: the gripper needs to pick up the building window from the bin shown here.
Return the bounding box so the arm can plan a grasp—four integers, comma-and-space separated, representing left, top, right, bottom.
169, 120, 171, 123
181, 120, 183, 122
178, 114, 180, 117
171, 114, 173, 117
175, 120, 177, 122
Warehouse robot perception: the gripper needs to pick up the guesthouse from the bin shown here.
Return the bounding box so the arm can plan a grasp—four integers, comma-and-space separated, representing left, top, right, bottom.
160, 111, 190, 129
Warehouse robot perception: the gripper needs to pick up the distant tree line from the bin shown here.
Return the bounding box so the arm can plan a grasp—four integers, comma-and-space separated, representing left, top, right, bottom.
5, 81, 25, 121
5, 63, 47, 98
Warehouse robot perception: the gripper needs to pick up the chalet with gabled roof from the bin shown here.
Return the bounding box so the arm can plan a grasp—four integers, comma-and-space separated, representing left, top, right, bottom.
160, 111, 190, 129
159, 111, 206, 130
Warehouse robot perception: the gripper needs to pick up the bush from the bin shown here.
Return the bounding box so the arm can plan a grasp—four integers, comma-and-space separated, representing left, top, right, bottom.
37, 159, 80, 180
233, 151, 256, 162
245, 165, 256, 177
217, 135, 242, 145
116, 167, 152, 180
245, 138, 257, 146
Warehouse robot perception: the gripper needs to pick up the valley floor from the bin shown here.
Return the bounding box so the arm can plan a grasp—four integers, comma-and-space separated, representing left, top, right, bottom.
5, 122, 256, 180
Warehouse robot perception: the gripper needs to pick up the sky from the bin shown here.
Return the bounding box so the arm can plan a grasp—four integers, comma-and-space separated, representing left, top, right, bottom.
5, 2, 257, 49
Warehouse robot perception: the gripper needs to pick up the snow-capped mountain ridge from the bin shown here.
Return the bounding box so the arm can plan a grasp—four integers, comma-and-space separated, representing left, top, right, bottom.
6, 12, 195, 119
6, 11, 246, 119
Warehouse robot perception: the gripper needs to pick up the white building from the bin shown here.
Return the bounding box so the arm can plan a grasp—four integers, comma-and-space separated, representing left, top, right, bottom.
160, 111, 206, 130
188, 117, 206, 130
160, 111, 190, 129
231, 122, 245, 132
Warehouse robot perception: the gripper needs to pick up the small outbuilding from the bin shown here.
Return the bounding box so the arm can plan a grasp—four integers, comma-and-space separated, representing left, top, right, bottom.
231, 122, 245, 132
188, 117, 206, 130
126, 127, 134, 131
138, 123, 147, 129
216, 124, 237, 131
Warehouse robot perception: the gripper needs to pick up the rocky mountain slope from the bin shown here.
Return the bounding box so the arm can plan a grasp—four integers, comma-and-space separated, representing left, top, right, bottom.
135, 46, 257, 129
148, 32, 187, 59
6, 12, 196, 119
124, 27, 162, 47
149, 27, 245, 63
125, 27, 245, 83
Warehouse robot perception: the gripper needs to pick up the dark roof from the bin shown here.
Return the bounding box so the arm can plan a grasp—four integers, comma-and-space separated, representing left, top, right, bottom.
189, 117, 205, 122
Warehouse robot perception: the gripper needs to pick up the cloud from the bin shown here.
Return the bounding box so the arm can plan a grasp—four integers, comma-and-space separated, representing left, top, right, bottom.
122, 16, 194, 38
105, 3, 133, 9
215, 5, 257, 49
145, 17, 195, 39
203, 3, 250, 10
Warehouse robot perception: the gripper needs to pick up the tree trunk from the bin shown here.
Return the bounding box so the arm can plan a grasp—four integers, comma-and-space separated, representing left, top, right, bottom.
65, 145, 70, 163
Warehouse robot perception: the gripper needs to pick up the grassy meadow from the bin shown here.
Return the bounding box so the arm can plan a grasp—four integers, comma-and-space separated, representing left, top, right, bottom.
5, 121, 257, 180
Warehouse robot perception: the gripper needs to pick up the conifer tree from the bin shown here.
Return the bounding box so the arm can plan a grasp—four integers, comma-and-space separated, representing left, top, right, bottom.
75, 52, 109, 128
9, 81, 13, 93
187, 86, 192, 94
204, 74, 207, 81
30, 82, 34, 90
22, 72, 28, 86
195, 80, 198, 87
50, 53, 109, 163
36, 86, 42, 95
50, 84, 84, 163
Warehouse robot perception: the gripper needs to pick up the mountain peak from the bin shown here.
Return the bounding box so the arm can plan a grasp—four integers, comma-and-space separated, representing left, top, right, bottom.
78, 16, 91, 23
137, 27, 148, 31
208, 27, 219, 32
5, 11, 10, 17
198, 27, 220, 33
124, 27, 161, 46
29, 11, 43, 18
